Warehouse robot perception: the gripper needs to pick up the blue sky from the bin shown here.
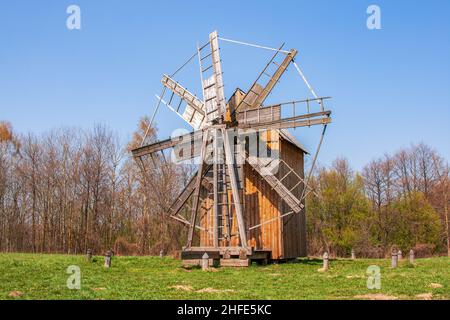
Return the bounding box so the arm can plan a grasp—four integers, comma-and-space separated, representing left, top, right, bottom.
1, 0, 449, 170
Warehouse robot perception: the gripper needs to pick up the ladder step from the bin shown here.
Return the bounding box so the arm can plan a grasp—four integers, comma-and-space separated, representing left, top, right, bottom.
205, 96, 218, 103
203, 82, 216, 90
202, 65, 213, 73
201, 52, 212, 61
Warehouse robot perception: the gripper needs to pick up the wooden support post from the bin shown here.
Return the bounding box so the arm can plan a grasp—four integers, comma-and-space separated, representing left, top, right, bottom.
409, 249, 415, 264
222, 128, 247, 248
351, 249, 356, 260
391, 249, 398, 268
212, 129, 219, 248
86, 249, 92, 262
398, 250, 402, 260
186, 131, 209, 248
202, 253, 209, 271
160, 250, 164, 258
322, 252, 329, 271
104, 250, 112, 268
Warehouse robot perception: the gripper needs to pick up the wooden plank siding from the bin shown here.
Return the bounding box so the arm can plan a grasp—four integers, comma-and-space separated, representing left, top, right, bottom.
280, 138, 307, 258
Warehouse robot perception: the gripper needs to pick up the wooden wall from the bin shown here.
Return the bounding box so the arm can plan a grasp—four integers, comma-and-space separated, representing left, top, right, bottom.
280, 138, 307, 258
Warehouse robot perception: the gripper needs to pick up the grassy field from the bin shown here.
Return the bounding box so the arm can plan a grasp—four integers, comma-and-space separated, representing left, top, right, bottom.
0, 253, 448, 300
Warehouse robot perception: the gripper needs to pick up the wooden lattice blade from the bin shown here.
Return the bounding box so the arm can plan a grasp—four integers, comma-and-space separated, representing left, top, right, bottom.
238, 110, 332, 131
167, 164, 213, 217
161, 74, 206, 128
235, 48, 297, 115
245, 156, 304, 214
131, 130, 203, 159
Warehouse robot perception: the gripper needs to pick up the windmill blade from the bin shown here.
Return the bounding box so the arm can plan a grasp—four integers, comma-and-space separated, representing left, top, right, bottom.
222, 128, 248, 248
161, 74, 206, 128
156, 94, 204, 130
198, 31, 227, 123
131, 130, 204, 161
167, 164, 213, 217
238, 110, 332, 131
236, 96, 332, 130
232, 47, 298, 117
244, 156, 304, 214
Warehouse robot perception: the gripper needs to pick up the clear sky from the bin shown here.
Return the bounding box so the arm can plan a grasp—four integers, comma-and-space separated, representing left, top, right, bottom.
1, 0, 449, 170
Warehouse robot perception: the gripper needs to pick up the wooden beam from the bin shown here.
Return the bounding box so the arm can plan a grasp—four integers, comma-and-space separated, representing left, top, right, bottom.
222, 128, 248, 248
219, 259, 250, 267
212, 129, 219, 248
181, 250, 221, 260
209, 31, 227, 118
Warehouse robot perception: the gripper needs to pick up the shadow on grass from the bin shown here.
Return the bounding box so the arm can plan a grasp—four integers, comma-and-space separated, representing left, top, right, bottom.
289, 258, 323, 266
179, 265, 201, 271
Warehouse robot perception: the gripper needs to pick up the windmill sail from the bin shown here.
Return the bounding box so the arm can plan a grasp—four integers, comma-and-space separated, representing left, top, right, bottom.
160, 74, 206, 129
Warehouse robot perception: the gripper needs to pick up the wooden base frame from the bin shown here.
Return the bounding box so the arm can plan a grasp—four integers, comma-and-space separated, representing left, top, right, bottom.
181, 246, 271, 267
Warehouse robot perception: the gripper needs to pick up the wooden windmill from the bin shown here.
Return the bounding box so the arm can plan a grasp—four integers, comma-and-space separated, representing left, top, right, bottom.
132, 31, 332, 266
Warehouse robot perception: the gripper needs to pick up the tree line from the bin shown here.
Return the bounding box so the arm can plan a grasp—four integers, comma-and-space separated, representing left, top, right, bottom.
307, 145, 449, 257
0, 120, 449, 257
0, 119, 190, 255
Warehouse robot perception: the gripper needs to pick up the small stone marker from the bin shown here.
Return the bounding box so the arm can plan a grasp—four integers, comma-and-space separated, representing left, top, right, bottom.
409, 249, 415, 264
223, 249, 231, 260
398, 250, 402, 260
323, 252, 329, 271
351, 249, 356, 260
391, 249, 398, 268
86, 248, 92, 262
239, 249, 247, 260
201, 253, 209, 271
104, 250, 112, 268
160, 250, 164, 258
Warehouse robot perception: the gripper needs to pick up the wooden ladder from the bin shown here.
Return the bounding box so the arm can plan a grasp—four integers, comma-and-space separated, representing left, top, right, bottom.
235, 47, 298, 114
198, 31, 227, 123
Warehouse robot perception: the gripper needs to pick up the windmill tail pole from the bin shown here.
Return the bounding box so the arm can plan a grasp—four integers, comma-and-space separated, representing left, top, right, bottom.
292, 60, 319, 100
140, 86, 166, 147
299, 124, 328, 202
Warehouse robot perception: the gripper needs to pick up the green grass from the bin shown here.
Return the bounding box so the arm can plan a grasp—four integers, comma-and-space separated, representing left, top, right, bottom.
0, 253, 448, 300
